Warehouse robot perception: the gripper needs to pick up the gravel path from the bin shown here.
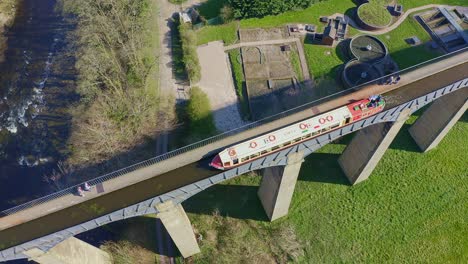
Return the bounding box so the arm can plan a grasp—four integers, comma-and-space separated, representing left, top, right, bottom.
196, 41, 247, 132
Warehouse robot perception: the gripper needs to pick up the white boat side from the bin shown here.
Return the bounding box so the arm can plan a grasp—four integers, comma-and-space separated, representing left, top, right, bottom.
219, 106, 353, 164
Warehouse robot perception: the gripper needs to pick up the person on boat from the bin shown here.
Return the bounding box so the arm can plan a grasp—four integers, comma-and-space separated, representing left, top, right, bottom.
83, 182, 91, 191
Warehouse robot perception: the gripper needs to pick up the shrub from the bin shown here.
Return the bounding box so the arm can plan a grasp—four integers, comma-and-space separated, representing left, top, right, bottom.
179, 22, 202, 83
229, 0, 327, 19
187, 87, 216, 138
220, 5, 235, 23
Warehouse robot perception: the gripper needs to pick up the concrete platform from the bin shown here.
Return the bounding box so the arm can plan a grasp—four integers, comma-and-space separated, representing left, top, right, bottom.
338, 110, 410, 184
258, 152, 304, 221
156, 201, 200, 258
409, 88, 468, 152
24, 237, 111, 264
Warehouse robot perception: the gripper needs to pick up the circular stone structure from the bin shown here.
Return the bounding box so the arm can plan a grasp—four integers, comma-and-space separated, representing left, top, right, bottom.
342, 59, 380, 87
356, 2, 393, 30
350, 35, 388, 63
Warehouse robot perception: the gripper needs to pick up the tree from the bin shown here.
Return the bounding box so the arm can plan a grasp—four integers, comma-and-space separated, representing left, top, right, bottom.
228, 0, 324, 18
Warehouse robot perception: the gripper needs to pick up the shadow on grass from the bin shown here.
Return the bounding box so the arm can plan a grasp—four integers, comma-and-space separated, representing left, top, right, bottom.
336, 38, 353, 63
388, 123, 421, 153
459, 111, 468, 123
102, 216, 179, 257
300, 152, 350, 186
184, 180, 268, 221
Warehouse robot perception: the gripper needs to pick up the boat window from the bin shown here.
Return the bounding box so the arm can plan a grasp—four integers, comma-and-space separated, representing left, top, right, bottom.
303, 133, 312, 139
224, 162, 231, 166
233, 159, 239, 165
330, 123, 339, 129
293, 137, 301, 142
345, 116, 351, 124
241, 157, 249, 162
312, 131, 319, 136
272, 145, 280, 151
282, 141, 292, 147
321, 127, 331, 133
250, 153, 260, 159
261, 150, 268, 155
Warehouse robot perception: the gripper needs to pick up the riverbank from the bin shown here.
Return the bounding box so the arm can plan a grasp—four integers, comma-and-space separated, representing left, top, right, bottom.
0, 0, 18, 63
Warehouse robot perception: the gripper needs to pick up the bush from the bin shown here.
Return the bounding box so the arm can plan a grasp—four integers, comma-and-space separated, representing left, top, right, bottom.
229, 0, 327, 19
220, 5, 235, 23
179, 22, 202, 83
187, 87, 216, 138
101, 240, 155, 264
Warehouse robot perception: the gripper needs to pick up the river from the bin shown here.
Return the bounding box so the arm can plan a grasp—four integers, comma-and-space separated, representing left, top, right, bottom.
0, 0, 77, 211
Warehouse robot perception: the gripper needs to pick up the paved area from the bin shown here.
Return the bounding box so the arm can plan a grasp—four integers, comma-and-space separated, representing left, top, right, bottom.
196, 41, 246, 132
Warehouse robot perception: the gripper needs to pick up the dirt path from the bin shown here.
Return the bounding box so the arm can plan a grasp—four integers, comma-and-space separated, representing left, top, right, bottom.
341, 4, 440, 35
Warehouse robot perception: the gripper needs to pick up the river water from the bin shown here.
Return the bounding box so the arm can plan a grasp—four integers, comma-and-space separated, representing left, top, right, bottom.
0, 0, 77, 211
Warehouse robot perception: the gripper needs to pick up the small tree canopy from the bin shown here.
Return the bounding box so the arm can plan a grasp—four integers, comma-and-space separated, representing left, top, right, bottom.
229, 0, 326, 19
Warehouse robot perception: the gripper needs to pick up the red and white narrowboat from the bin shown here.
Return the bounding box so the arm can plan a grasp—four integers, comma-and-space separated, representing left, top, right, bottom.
210, 95, 385, 170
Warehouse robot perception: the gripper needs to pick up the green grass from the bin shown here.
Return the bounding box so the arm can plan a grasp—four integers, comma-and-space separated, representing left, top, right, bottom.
185, 113, 468, 263
290, 49, 304, 82
303, 43, 344, 79
239, 0, 355, 30
358, 2, 392, 27
228, 49, 250, 120
196, 22, 238, 45
375, 9, 443, 69
399, 0, 466, 9
168, 0, 187, 4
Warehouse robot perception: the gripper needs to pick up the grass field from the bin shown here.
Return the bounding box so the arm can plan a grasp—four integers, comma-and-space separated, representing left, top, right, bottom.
196, 0, 466, 78
376, 9, 443, 69
184, 113, 468, 263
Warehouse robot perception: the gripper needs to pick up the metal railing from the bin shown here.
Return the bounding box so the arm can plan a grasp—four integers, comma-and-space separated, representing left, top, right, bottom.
1, 47, 466, 217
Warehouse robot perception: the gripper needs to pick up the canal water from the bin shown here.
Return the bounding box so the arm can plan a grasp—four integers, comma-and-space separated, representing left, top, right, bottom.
0, 0, 77, 211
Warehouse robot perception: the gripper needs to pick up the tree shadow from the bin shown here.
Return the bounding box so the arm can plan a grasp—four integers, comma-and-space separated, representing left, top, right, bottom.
196, 0, 228, 20
102, 216, 179, 257
336, 38, 353, 63
183, 179, 268, 221
344, 7, 357, 21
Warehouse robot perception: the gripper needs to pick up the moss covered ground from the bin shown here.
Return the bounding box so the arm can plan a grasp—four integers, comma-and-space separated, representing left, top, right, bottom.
358, 2, 393, 27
